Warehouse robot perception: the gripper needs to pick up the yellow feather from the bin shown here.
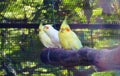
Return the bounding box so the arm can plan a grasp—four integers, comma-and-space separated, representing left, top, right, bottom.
59, 16, 83, 50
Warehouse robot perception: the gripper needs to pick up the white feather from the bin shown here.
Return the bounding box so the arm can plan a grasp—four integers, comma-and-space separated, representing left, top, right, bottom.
44, 24, 61, 48
38, 24, 56, 48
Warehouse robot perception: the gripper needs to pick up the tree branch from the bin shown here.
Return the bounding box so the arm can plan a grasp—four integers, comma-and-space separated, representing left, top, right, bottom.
40, 46, 120, 71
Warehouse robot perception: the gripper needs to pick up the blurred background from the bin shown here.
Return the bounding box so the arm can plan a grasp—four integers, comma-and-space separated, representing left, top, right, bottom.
0, 0, 120, 76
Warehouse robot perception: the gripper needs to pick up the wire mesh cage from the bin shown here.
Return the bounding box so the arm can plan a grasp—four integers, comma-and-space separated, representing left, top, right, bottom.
0, 0, 120, 76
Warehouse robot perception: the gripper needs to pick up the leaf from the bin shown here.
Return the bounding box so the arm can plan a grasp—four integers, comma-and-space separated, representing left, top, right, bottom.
92, 8, 102, 16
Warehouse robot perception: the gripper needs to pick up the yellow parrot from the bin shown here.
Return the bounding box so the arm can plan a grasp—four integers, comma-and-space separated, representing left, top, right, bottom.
38, 23, 55, 48
44, 24, 61, 48
59, 16, 83, 50
59, 17, 85, 75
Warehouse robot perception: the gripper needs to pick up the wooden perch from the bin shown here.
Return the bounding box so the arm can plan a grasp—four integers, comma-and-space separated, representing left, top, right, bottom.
40, 46, 120, 71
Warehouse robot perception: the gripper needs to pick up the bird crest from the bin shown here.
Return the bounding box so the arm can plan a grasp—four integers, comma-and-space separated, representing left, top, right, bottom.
60, 16, 71, 32
39, 23, 43, 31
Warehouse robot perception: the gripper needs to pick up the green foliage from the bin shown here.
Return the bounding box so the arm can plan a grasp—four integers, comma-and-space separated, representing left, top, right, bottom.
92, 8, 102, 16
0, 28, 67, 76
94, 29, 120, 49
0, 0, 120, 23
92, 71, 120, 76
0, 0, 120, 76
0, 27, 119, 76
62, 0, 82, 9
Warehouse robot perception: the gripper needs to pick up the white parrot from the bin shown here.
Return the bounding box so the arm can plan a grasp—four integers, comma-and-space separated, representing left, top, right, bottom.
38, 23, 55, 48
44, 24, 61, 48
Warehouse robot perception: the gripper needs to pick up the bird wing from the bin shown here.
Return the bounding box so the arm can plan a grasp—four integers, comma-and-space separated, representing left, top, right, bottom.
45, 28, 61, 48
39, 31, 55, 48
69, 31, 83, 50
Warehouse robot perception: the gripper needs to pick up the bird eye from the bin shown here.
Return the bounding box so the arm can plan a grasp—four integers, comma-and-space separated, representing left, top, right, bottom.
66, 28, 70, 32
46, 26, 49, 29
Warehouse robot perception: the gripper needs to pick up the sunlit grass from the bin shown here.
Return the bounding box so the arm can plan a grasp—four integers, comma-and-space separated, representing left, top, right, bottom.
92, 71, 120, 76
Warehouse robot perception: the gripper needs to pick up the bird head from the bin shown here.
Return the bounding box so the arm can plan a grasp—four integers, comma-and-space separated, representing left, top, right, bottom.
60, 16, 71, 33
44, 24, 54, 32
